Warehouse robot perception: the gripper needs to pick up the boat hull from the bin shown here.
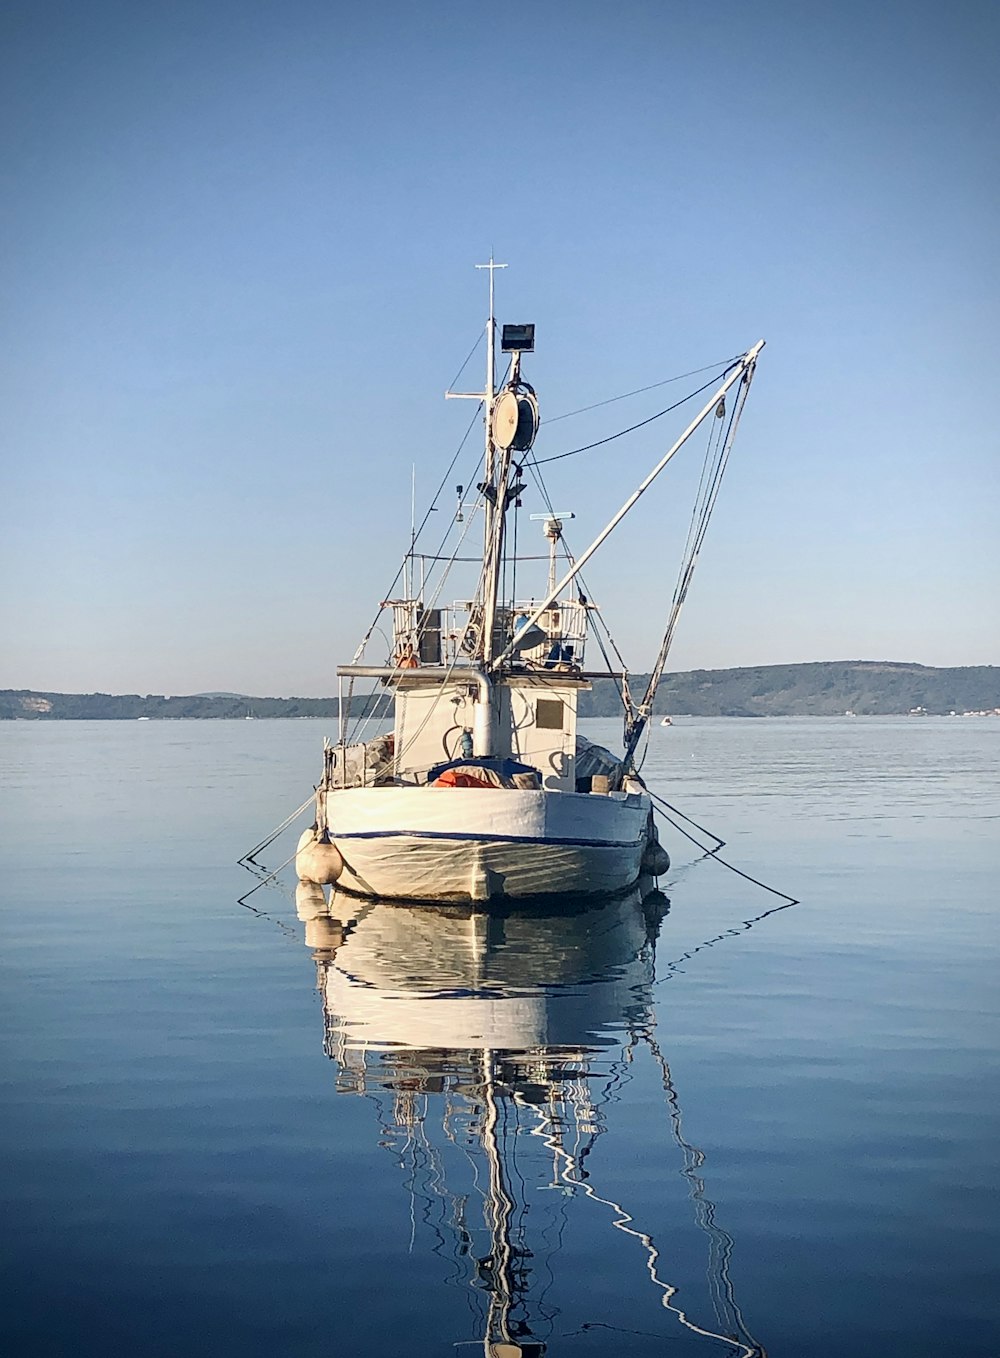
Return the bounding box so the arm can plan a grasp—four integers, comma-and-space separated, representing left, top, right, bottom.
317, 785, 650, 903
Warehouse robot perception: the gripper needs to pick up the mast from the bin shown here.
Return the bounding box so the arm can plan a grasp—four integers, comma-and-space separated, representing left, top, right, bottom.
531, 512, 575, 596
446, 258, 509, 674
476, 256, 505, 665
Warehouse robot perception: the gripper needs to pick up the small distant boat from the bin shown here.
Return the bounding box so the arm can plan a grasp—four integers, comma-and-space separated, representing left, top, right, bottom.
660, 715, 673, 726
136, 716, 150, 721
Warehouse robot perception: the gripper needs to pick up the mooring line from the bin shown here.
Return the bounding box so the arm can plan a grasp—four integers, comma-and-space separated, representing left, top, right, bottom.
238, 793, 316, 867
648, 789, 726, 852
649, 789, 797, 907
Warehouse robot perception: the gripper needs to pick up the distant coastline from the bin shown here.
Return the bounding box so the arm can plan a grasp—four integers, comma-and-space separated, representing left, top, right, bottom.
3, 661, 997, 720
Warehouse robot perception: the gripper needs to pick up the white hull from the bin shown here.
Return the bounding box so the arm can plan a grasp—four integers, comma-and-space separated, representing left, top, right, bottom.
318, 784, 651, 903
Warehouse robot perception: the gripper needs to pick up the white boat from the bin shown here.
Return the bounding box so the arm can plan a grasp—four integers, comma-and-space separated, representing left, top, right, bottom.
660, 715, 673, 726
296, 264, 763, 904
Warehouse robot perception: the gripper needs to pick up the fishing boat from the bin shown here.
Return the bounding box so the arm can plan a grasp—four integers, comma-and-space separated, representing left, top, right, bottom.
296, 883, 766, 1357
295, 263, 763, 904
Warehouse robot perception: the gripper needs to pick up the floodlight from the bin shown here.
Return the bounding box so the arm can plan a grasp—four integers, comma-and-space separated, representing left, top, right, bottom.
501, 323, 535, 353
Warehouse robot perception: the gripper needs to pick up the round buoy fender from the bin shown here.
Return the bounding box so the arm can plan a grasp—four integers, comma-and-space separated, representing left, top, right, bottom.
641, 825, 670, 876
296, 827, 344, 885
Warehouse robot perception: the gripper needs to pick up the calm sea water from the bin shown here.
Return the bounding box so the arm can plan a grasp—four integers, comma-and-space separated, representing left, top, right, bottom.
1, 717, 998, 1357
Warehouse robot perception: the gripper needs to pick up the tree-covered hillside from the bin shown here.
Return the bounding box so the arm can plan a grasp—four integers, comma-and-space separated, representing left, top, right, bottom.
0, 691, 365, 720
2, 662, 997, 720
580, 661, 1000, 717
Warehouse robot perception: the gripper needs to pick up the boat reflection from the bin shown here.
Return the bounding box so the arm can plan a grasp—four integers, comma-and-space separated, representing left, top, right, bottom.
297, 883, 765, 1358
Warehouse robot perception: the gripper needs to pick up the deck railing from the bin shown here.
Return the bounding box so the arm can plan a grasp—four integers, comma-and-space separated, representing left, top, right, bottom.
384, 599, 590, 669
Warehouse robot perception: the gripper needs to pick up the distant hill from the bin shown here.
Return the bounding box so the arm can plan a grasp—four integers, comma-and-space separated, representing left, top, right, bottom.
2, 662, 997, 720
580, 661, 1000, 717
0, 691, 373, 721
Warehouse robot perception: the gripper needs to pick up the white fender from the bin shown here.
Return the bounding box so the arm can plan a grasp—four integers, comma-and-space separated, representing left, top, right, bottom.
295, 828, 344, 885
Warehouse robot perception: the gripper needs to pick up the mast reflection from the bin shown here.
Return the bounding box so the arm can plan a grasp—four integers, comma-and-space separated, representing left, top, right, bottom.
297, 883, 765, 1358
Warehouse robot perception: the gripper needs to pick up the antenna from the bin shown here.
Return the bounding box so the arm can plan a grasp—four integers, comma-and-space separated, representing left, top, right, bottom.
407, 462, 416, 601
530, 511, 575, 596
475, 255, 507, 402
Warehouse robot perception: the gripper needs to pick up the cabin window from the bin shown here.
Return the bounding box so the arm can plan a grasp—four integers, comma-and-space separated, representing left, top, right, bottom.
536, 698, 564, 730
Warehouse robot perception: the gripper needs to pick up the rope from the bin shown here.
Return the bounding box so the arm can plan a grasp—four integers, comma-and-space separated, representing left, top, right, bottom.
647, 789, 725, 851
238, 792, 316, 866
649, 789, 798, 906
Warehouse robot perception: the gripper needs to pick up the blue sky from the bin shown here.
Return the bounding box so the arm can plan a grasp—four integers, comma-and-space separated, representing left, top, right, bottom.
2, 0, 997, 696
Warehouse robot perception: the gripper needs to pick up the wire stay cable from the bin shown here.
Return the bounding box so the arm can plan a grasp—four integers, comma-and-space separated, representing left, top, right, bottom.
531, 367, 737, 466
544, 356, 742, 424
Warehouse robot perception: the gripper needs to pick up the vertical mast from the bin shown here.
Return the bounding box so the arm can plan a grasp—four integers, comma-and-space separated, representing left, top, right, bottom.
406, 461, 416, 603
475, 256, 506, 664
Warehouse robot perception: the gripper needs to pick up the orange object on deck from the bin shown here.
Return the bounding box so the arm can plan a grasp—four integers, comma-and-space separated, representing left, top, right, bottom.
432, 768, 497, 789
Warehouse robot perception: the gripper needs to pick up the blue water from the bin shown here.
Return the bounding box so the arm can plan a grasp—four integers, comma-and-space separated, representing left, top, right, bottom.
1, 717, 998, 1356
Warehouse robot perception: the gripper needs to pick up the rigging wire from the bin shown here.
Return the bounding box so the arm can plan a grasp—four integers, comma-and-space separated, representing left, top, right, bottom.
509, 469, 519, 624
346, 405, 488, 745
525, 454, 630, 716
524, 455, 633, 717
349, 356, 513, 720
447, 330, 485, 393
349, 399, 484, 684
623, 359, 760, 764
381, 504, 486, 768
530, 366, 738, 466
676, 391, 729, 580
350, 515, 476, 757
627, 404, 732, 760
544, 356, 742, 424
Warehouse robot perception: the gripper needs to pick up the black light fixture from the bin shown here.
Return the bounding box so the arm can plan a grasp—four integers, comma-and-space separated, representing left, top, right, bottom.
501, 323, 535, 353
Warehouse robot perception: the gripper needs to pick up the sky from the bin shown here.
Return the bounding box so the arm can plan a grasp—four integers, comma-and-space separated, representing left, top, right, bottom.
1, 0, 997, 697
